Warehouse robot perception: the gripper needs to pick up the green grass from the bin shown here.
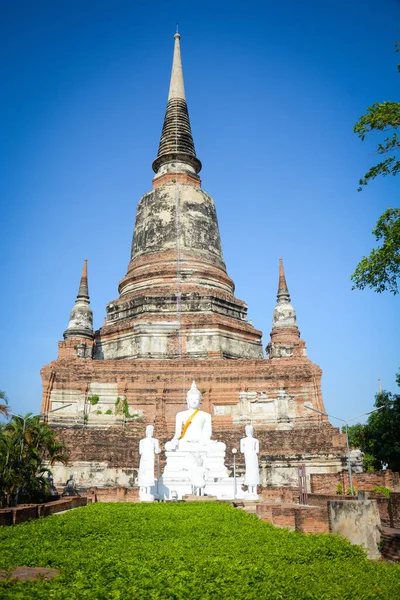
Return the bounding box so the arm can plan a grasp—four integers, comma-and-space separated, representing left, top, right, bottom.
0, 502, 399, 599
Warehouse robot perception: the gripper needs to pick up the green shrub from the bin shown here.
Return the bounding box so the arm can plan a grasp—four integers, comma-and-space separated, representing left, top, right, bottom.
0, 503, 399, 599
336, 483, 343, 495
105, 409, 112, 415
88, 395, 100, 406
115, 397, 136, 419
371, 485, 391, 497
346, 487, 357, 496
96, 410, 102, 415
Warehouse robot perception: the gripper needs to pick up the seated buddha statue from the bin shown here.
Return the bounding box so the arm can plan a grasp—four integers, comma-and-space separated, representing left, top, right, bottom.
165, 381, 225, 452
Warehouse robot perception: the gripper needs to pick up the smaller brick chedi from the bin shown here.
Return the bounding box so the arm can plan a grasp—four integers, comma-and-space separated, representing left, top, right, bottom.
41, 33, 347, 488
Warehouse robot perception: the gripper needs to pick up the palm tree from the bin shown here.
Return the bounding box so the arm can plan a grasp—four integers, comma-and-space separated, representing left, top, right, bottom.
0, 414, 69, 507
0, 390, 8, 417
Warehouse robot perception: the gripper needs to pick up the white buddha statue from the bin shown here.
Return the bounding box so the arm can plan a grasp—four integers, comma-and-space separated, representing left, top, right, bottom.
240, 425, 260, 497
165, 381, 225, 452
138, 425, 160, 501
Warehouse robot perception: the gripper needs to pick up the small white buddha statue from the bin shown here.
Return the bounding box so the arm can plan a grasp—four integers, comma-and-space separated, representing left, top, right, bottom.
189, 453, 208, 496
138, 425, 160, 501
165, 381, 225, 452
240, 425, 260, 497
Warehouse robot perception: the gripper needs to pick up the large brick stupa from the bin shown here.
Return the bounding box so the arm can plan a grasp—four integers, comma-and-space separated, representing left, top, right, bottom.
41, 33, 347, 488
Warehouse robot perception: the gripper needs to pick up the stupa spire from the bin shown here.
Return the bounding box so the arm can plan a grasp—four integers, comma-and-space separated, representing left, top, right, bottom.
77, 259, 89, 300
266, 259, 306, 359
152, 32, 201, 176
277, 258, 291, 303
64, 259, 94, 340
168, 32, 186, 101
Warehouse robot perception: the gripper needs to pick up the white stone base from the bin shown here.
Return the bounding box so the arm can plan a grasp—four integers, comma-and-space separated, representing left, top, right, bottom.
156, 477, 245, 501
139, 491, 155, 502
163, 448, 229, 481
158, 445, 246, 500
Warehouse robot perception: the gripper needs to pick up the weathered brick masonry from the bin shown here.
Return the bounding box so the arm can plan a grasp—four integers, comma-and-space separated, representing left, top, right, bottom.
310, 471, 400, 494
52, 422, 345, 470
42, 356, 329, 427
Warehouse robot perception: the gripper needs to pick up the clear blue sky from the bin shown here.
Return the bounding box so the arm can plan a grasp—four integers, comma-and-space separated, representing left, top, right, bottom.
1, 0, 399, 424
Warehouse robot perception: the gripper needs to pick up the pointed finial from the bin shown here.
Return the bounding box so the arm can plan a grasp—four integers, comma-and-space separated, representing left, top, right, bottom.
277, 258, 290, 302
176, 23, 179, 34
77, 259, 89, 300
169, 28, 185, 100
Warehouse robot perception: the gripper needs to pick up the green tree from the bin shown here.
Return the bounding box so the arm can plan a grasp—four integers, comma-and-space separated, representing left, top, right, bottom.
346, 422, 366, 448
351, 44, 400, 295
345, 423, 380, 472
0, 414, 68, 508
0, 390, 8, 417
346, 373, 400, 473
351, 208, 400, 294
365, 386, 400, 472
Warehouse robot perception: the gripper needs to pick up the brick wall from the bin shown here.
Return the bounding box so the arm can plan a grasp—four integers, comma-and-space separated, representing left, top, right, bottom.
41, 356, 333, 434
256, 502, 330, 534
0, 498, 88, 526
389, 493, 400, 529
310, 471, 399, 494
53, 423, 345, 470
259, 487, 297, 504
294, 506, 329, 534
268, 506, 296, 530
0, 510, 13, 526
307, 493, 355, 508
255, 504, 273, 522
380, 528, 400, 561
369, 495, 390, 527
88, 487, 139, 502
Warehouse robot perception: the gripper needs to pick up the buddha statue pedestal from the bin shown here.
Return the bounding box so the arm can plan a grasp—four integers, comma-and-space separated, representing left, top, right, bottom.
159, 447, 244, 500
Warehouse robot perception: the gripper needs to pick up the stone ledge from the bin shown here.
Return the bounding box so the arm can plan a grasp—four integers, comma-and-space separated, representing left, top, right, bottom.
0, 497, 88, 526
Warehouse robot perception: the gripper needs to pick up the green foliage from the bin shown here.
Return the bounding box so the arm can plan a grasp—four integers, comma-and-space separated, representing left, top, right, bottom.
362, 452, 379, 473
351, 208, 400, 295
345, 377, 400, 473
0, 390, 8, 417
352, 43, 400, 295
354, 102, 400, 189
336, 483, 343, 495
344, 424, 379, 472
83, 415, 88, 422
105, 409, 112, 415
1, 503, 400, 599
345, 423, 366, 449
95, 410, 102, 415
365, 388, 400, 472
114, 397, 137, 419
0, 416, 68, 508
346, 487, 357, 496
371, 486, 391, 498
87, 395, 99, 406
